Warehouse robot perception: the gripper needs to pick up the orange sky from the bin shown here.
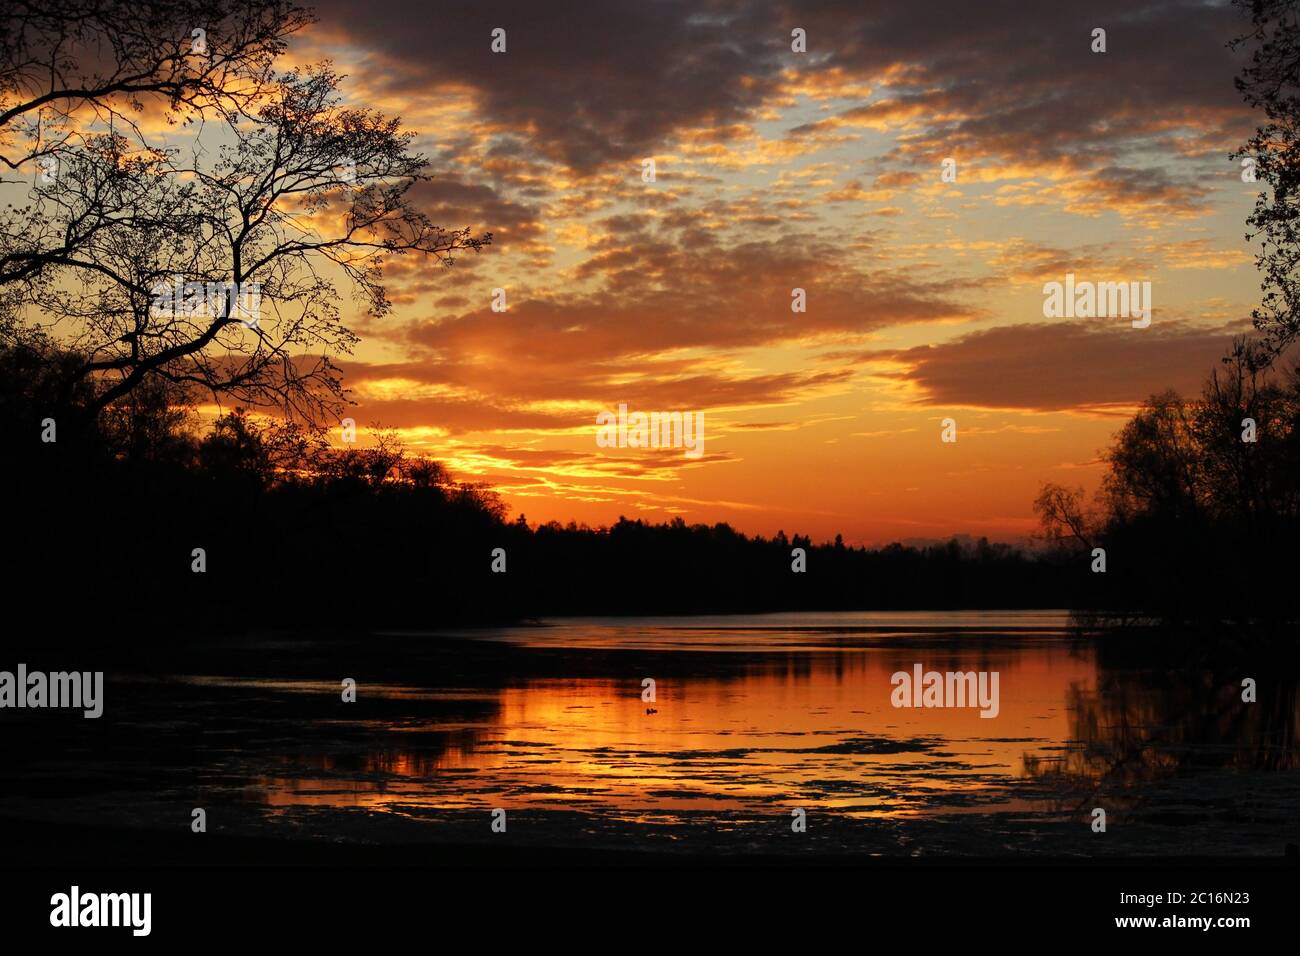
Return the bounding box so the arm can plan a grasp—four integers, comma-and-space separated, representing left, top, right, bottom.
69, 2, 1282, 545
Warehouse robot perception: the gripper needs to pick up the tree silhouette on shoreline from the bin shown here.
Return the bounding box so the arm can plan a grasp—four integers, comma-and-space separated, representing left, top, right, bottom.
1036, 340, 1300, 624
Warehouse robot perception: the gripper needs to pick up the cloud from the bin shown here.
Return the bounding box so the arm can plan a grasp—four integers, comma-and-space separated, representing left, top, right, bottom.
864, 319, 1253, 413
308, 0, 1254, 188
338, 352, 859, 436
307, 0, 790, 172
406, 177, 544, 247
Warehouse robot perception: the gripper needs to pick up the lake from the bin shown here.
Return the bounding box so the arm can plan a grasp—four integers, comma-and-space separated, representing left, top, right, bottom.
1, 611, 1296, 858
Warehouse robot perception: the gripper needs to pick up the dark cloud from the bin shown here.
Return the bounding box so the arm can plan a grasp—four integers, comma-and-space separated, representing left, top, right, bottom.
309, 0, 788, 171
795, 0, 1251, 162
866, 320, 1253, 413
406, 178, 543, 245
397, 243, 977, 366
308, 0, 1254, 186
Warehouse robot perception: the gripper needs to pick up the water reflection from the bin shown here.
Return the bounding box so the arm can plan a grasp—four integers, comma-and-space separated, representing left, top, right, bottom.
256, 613, 1100, 821
1024, 640, 1300, 811
239, 615, 1299, 854
4, 612, 1293, 854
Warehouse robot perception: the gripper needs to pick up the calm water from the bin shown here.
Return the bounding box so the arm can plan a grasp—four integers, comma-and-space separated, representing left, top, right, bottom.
4, 611, 1298, 856
268, 612, 1086, 818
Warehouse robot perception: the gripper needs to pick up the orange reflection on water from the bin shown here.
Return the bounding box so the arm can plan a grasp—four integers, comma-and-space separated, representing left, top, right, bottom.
254, 614, 1097, 821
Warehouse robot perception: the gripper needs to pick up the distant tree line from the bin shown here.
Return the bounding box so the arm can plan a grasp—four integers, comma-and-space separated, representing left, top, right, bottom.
10, 332, 1300, 632
9, 335, 1300, 631
2, 340, 1089, 633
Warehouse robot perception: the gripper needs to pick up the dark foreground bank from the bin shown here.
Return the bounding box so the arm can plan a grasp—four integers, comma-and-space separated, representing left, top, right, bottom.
0, 831, 1291, 944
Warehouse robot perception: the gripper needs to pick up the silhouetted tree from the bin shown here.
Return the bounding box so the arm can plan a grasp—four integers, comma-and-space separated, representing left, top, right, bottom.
1, 1, 312, 282
1038, 342, 1300, 623
1, 4, 490, 427
1233, 0, 1300, 358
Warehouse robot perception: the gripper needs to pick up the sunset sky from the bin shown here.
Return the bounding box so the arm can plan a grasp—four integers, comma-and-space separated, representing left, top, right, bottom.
281, 0, 1261, 545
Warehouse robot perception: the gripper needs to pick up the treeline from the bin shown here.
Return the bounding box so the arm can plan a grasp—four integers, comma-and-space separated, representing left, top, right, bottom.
509, 519, 1077, 617
0, 342, 1084, 633
6, 337, 1298, 631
